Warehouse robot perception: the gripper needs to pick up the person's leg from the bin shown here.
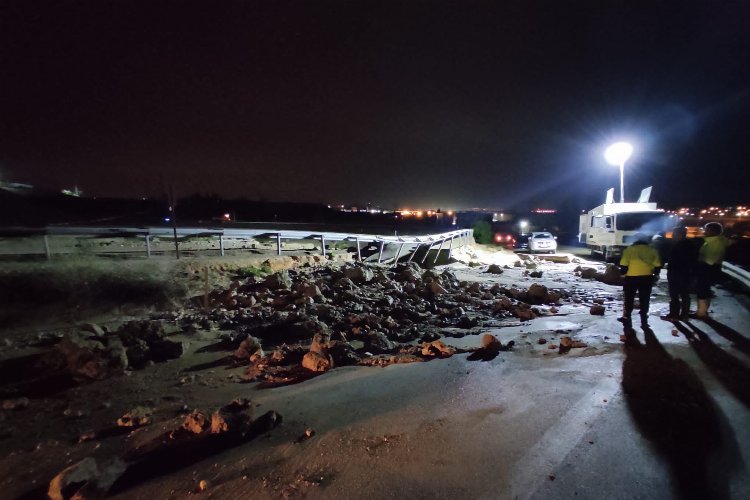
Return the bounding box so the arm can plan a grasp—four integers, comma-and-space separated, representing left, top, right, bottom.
667, 275, 680, 318
695, 264, 711, 318
621, 280, 636, 322
638, 277, 653, 327
677, 278, 691, 319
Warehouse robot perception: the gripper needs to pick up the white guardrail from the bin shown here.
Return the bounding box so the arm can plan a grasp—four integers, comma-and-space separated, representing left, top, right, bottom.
6, 226, 474, 265
722, 262, 750, 291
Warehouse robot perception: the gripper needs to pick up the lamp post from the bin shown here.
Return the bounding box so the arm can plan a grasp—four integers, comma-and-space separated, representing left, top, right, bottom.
604, 142, 633, 203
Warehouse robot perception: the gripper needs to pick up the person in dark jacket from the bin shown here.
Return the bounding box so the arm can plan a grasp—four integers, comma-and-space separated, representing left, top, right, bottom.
664, 226, 698, 321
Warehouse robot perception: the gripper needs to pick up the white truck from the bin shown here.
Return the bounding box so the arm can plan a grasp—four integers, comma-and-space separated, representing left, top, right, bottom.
578, 186, 668, 262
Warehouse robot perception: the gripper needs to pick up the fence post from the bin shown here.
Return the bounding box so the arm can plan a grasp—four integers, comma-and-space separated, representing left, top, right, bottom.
433, 239, 446, 265
355, 237, 361, 261
321, 235, 326, 257
408, 243, 420, 263
448, 235, 454, 259
392, 242, 404, 267
219, 234, 225, 257
43, 235, 51, 260
377, 241, 385, 264
145, 235, 151, 258
276, 233, 282, 255
421, 240, 435, 264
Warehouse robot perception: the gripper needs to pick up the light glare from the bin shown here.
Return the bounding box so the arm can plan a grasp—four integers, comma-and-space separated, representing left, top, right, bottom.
604, 142, 633, 166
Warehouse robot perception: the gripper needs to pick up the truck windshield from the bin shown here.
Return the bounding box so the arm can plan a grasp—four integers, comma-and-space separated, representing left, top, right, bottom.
615, 212, 665, 232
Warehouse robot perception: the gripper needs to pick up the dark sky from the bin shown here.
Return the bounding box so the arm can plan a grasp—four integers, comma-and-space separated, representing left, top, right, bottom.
1, 0, 749, 210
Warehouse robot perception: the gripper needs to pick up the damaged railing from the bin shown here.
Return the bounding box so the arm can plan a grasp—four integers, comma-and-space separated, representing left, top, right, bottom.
3, 226, 473, 264
722, 262, 750, 291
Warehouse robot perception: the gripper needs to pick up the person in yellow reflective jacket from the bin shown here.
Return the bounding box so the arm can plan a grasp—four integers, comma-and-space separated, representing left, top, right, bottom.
618, 233, 662, 328
695, 222, 733, 319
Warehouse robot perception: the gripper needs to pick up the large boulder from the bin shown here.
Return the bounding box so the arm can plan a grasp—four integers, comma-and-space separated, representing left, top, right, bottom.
117, 321, 166, 346
365, 331, 395, 353
233, 336, 263, 360
301, 351, 333, 372
46, 332, 128, 381
343, 266, 374, 284
527, 284, 549, 304
264, 270, 292, 290
48, 457, 126, 500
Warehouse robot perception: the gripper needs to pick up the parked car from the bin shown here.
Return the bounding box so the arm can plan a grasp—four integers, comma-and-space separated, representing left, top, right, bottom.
493, 232, 516, 249
528, 232, 557, 254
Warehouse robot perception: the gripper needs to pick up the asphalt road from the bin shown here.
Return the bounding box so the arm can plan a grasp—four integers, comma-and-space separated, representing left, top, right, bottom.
96, 255, 750, 500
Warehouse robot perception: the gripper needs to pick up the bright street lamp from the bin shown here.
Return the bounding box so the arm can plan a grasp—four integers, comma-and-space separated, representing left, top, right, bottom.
604, 142, 633, 203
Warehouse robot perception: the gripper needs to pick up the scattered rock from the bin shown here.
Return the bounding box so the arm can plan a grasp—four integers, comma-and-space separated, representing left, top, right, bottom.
527, 284, 549, 304
420, 340, 455, 358
117, 406, 153, 428
264, 270, 293, 290
2, 397, 29, 410
589, 304, 606, 315
486, 264, 504, 274
48, 457, 126, 500
365, 331, 395, 354
301, 351, 333, 372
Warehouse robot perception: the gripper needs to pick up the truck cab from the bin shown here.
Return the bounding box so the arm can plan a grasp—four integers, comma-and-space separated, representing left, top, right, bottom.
579, 187, 667, 262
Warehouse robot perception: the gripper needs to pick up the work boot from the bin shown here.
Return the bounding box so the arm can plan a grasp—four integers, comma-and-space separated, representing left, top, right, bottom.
696, 299, 710, 319
640, 315, 650, 329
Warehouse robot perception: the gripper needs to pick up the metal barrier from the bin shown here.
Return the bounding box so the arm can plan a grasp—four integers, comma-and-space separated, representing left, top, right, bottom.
2, 226, 473, 264
722, 262, 750, 291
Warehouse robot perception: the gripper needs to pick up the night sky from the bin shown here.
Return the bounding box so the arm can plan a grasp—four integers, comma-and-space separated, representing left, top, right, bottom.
1, 1, 749, 210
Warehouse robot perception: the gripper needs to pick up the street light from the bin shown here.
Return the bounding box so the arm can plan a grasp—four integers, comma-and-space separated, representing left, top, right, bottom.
519, 219, 528, 234
604, 142, 633, 203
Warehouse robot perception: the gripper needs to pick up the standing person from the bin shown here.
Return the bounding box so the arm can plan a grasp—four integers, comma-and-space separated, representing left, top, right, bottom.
618, 233, 662, 328
695, 222, 732, 319
664, 226, 698, 321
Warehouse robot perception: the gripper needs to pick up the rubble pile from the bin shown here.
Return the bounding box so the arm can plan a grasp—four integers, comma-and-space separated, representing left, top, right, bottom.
164, 262, 572, 383
48, 398, 282, 499
39, 320, 186, 382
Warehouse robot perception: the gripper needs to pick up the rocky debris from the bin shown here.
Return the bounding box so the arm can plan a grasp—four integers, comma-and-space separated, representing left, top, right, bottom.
527, 284, 549, 304
486, 264, 504, 274
34, 320, 189, 383
233, 336, 264, 361
302, 351, 333, 372
28, 260, 580, 390
296, 428, 316, 443
2, 397, 29, 410
47, 399, 280, 498
365, 331, 395, 353
420, 340, 455, 358
558, 336, 588, 354
468, 334, 513, 361
575, 264, 624, 286
577, 266, 599, 280
48, 457, 127, 500
528, 270, 543, 278
343, 265, 374, 284
42, 331, 128, 382
589, 304, 606, 315
117, 406, 154, 428
264, 270, 293, 290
